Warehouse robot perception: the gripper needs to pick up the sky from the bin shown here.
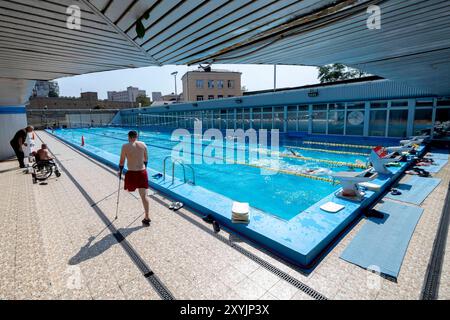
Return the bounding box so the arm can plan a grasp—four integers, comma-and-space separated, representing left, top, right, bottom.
56, 64, 319, 100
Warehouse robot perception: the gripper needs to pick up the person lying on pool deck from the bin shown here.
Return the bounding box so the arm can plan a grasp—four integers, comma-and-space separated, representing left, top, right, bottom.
119, 130, 151, 226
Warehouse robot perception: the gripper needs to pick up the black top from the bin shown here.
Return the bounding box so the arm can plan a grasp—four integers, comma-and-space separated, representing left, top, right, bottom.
10, 129, 27, 147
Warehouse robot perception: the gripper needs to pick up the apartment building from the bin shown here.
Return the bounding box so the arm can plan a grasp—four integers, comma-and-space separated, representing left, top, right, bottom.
181, 69, 242, 102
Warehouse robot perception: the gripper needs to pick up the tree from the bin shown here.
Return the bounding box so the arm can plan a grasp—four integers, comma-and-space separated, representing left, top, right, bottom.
136, 95, 151, 107
48, 89, 59, 97
318, 64, 367, 83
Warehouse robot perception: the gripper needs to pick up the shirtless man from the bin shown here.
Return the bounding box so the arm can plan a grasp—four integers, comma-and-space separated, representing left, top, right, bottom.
35, 144, 53, 161
119, 131, 150, 226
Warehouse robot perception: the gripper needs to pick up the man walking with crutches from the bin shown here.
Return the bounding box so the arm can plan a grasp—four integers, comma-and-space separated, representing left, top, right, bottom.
118, 130, 151, 226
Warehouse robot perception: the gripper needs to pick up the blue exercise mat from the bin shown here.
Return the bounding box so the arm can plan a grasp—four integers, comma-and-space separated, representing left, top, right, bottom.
425, 158, 448, 173
385, 176, 441, 205
340, 201, 423, 278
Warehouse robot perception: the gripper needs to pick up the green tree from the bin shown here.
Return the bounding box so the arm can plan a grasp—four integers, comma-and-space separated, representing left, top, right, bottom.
318, 64, 366, 83
136, 95, 151, 107
48, 89, 59, 97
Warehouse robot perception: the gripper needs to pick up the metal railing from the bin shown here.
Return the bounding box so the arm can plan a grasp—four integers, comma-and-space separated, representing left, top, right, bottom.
163, 156, 196, 185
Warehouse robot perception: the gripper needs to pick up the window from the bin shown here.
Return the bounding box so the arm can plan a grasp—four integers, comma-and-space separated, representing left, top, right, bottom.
312, 104, 327, 134
196, 95, 203, 101
196, 80, 204, 89
328, 104, 345, 135
228, 95, 234, 98
228, 80, 235, 89
273, 107, 284, 131
370, 102, 388, 109
388, 109, 408, 137
298, 105, 309, 132
217, 80, 224, 89
217, 95, 223, 99
391, 101, 408, 108
414, 109, 433, 135
252, 108, 262, 130
208, 95, 214, 100
208, 80, 214, 89
287, 106, 298, 132
369, 110, 387, 136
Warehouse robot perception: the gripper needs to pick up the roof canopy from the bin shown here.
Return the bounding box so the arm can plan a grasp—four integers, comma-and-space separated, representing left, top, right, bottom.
1, 0, 449, 95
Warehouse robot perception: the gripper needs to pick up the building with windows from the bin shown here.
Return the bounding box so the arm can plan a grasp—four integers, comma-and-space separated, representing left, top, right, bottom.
181, 69, 242, 102
116, 77, 449, 139
32, 80, 60, 97
152, 92, 163, 102
107, 86, 146, 102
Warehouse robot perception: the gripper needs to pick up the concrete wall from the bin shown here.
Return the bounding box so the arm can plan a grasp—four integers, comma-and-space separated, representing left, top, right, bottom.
0, 78, 35, 160
0, 107, 27, 159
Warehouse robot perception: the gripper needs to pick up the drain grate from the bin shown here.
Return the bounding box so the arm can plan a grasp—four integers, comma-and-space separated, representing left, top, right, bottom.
421, 180, 450, 300
37, 133, 175, 300
50, 132, 328, 300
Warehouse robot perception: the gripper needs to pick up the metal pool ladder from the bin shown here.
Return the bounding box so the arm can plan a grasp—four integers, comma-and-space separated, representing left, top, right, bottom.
163, 156, 196, 185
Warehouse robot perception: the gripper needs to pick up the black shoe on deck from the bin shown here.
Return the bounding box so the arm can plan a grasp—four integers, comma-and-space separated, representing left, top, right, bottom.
142, 218, 151, 227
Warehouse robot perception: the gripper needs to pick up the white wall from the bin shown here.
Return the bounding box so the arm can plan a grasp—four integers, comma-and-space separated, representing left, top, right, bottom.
0, 78, 35, 160
0, 111, 27, 159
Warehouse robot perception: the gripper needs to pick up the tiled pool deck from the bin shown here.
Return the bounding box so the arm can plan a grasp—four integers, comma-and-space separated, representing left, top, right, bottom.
0, 130, 449, 300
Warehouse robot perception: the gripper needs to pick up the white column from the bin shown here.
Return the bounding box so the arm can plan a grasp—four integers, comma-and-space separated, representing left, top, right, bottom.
0, 78, 35, 160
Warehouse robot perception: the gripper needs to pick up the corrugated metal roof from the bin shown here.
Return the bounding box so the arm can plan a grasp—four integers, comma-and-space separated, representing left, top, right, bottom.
120, 79, 436, 114
1, 0, 450, 96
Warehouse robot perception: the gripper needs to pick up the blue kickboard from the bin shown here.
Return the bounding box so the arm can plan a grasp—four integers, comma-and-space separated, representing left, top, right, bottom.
340, 200, 423, 278
385, 176, 441, 205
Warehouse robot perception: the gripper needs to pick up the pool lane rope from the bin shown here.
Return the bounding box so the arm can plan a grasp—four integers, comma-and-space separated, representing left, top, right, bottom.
302, 140, 376, 149
284, 145, 369, 157
281, 153, 368, 169
235, 161, 336, 184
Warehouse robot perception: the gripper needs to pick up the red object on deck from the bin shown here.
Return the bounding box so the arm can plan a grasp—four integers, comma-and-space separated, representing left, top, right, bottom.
373, 146, 387, 158
81, 135, 85, 146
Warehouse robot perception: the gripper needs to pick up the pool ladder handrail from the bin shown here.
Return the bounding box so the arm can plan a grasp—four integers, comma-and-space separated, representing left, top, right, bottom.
163, 156, 196, 185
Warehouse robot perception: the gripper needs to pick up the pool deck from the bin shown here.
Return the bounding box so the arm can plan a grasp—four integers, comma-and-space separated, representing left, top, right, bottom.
0, 130, 449, 300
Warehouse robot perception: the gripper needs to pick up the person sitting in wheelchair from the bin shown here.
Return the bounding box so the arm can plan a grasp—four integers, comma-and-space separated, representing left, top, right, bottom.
33, 144, 54, 168
31, 144, 60, 182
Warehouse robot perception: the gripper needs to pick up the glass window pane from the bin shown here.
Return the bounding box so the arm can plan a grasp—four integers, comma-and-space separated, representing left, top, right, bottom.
287, 106, 297, 132
414, 109, 433, 135
436, 108, 450, 125
391, 101, 408, 108
328, 110, 345, 135
273, 107, 284, 131
312, 104, 327, 134
371, 102, 388, 109
236, 109, 243, 129
388, 109, 408, 137
347, 102, 365, 110
346, 110, 365, 135
252, 108, 261, 130
262, 108, 273, 130
369, 110, 387, 136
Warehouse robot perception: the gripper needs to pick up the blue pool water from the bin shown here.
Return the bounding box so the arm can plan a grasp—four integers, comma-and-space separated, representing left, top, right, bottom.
52, 127, 370, 220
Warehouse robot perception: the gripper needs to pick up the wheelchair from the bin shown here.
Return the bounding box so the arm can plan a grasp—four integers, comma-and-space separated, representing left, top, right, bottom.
31, 158, 61, 184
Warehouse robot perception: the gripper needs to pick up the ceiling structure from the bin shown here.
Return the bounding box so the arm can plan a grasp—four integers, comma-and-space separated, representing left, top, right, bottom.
0, 0, 449, 95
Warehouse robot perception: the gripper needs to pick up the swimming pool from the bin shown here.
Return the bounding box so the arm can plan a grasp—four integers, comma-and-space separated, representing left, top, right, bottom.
50, 127, 413, 266
52, 127, 371, 220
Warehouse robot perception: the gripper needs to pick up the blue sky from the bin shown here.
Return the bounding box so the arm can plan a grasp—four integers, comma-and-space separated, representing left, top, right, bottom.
56, 64, 319, 100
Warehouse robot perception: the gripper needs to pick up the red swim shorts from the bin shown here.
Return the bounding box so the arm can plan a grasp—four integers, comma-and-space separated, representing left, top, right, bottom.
124, 169, 149, 192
